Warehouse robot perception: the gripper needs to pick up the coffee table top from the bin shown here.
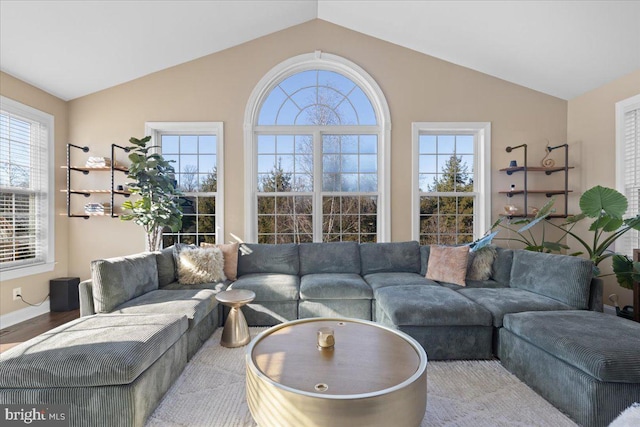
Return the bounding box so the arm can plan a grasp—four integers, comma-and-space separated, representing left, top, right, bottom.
247, 318, 426, 396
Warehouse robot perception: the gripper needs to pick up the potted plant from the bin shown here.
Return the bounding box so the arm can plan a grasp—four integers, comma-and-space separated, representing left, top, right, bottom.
120, 136, 183, 251
493, 186, 640, 273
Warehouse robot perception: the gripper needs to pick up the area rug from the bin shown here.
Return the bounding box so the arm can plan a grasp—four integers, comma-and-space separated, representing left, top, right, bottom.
146, 328, 577, 427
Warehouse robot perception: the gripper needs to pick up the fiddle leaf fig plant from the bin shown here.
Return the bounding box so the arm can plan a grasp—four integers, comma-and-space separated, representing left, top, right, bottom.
120, 136, 183, 251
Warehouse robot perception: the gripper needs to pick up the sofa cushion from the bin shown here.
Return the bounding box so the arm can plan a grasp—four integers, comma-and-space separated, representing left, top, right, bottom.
91, 252, 159, 313
360, 241, 421, 275
300, 273, 372, 300
229, 273, 299, 301
0, 313, 187, 388
426, 245, 470, 286
503, 310, 640, 383
467, 245, 497, 281
458, 287, 573, 327
439, 279, 508, 291
491, 247, 513, 285
201, 242, 239, 281
419, 245, 430, 276
237, 243, 299, 276
175, 246, 226, 284
155, 246, 177, 288
299, 242, 361, 275
510, 250, 593, 309
364, 272, 440, 291
160, 281, 227, 292
375, 285, 492, 326
112, 289, 217, 329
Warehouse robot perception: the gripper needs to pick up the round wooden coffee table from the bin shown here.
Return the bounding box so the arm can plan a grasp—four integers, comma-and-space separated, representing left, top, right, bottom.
246, 318, 428, 427
215, 289, 255, 347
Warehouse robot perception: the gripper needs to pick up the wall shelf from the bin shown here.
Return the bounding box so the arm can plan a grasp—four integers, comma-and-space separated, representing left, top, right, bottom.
64, 143, 130, 218
501, 143, 572, 218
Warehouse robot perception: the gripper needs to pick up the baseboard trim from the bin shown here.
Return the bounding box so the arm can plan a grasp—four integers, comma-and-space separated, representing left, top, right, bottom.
0, 302, 50, 329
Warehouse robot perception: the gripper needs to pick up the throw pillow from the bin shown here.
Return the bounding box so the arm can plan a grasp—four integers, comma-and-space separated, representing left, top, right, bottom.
467, 245, 497, 281
176, 246, 226, 285
201, 242, 239, 281
425, 245, 470, 286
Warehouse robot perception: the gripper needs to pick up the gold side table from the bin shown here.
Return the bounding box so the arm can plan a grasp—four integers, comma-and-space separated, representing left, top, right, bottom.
215, 289, 255, 348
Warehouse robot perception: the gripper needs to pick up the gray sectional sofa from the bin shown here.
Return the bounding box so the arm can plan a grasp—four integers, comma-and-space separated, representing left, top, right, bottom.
2, 240, 639, 427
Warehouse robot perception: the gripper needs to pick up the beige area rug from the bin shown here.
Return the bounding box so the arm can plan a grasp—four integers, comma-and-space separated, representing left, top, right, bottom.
146, 328, 577, 427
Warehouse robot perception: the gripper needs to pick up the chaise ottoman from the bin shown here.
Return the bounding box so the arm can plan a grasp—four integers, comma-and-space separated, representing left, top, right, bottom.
499, 310, 640, 427
0, 313, 188, 427
374, 285, 494, 359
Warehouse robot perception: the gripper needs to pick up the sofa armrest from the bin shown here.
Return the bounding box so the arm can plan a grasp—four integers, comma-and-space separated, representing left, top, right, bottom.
588, 277, 603, 312
79, 279, 96, 317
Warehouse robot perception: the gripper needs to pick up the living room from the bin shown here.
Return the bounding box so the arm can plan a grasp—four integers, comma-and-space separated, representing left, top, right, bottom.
1, 1, 639, 426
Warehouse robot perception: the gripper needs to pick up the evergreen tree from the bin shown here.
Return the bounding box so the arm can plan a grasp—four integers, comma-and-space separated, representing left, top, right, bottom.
420, 155, 474, 244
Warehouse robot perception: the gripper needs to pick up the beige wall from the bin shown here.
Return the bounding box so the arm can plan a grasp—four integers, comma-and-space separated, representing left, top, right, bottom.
0, 72, 69, 316
568, 69, 640, 308
1, 19, 572, 317
65, 19, 568, 284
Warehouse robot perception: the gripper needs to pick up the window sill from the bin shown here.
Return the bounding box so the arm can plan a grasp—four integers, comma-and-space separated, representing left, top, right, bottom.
0, 262, 55, 281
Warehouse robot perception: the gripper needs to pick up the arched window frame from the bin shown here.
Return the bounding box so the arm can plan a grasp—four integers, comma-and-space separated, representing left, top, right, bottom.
244, 51, 391, 242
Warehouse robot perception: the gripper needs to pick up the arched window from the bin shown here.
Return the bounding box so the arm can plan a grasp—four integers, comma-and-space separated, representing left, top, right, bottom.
245, 52, 390, 243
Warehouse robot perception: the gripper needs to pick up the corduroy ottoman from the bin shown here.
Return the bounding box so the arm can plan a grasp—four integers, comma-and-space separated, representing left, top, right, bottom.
0, 313, 188, 427
374, 285, 494, 360
499, 310, 640, 427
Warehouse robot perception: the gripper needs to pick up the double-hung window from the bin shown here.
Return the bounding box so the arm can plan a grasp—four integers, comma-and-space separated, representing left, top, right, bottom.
246, 53, 391, 243
0, 96, 54, 279
616, 94, 640, 256
145, 122, 224, 246
412, 122, 491, 245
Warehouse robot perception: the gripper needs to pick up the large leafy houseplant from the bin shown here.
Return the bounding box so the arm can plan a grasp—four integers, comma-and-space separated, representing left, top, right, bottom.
120, 136, 183, 251
492, 186, 640, 278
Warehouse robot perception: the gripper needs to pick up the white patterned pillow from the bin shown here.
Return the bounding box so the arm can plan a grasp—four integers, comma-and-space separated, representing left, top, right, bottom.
176, 246, 226, 285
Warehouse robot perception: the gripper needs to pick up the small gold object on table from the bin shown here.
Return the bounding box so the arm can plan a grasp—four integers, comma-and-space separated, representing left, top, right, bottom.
215, 289, 255, 348
246, 318, 428, 427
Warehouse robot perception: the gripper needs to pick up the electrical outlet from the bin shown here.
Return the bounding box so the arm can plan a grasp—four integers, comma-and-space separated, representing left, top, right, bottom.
13, 287, 22, 301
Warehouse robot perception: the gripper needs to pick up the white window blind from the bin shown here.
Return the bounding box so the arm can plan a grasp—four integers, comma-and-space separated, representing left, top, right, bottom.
619, 102, 640, 256
0, 97, 54, 277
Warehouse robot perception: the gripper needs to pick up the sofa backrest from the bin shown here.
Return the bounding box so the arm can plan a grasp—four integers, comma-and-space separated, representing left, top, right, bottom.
237, 243, 299, 276
360, 241, 421, 275
155, 246, 177, 287
299, 242, 361, 275
491, 247, 514, 285
91, 252, 159, 313
510, 250, 593, 309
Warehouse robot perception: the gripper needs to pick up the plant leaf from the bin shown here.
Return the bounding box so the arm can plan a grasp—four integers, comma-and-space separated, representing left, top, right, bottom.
612, 254, 635, 290
588, 216, 623, 232
542, 241, 570, 252
579, 185, 627, 219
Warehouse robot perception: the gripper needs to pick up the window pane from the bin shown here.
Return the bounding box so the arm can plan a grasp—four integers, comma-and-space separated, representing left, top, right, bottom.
322, 195, 377, 242
159, 131, 220, 245
259, 70, 377, 126
1, 106, 50, 270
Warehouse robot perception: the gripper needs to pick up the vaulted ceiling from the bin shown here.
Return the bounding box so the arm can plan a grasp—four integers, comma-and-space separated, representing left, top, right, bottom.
1, 1, 639, 101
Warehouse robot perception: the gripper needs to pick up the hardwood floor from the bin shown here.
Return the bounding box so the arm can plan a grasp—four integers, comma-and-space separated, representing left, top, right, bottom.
0, 309, 80, 353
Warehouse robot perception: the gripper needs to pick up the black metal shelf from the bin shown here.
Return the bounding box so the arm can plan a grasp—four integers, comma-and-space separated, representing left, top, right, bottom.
64, 143, 130, 218
502, 143, 571, 217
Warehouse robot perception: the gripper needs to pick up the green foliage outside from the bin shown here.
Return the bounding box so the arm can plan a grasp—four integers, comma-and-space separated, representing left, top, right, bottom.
419, 155, 474, 245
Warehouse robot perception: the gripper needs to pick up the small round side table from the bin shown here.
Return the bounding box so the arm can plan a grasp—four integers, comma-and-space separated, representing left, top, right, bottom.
215, 289, 256, 348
